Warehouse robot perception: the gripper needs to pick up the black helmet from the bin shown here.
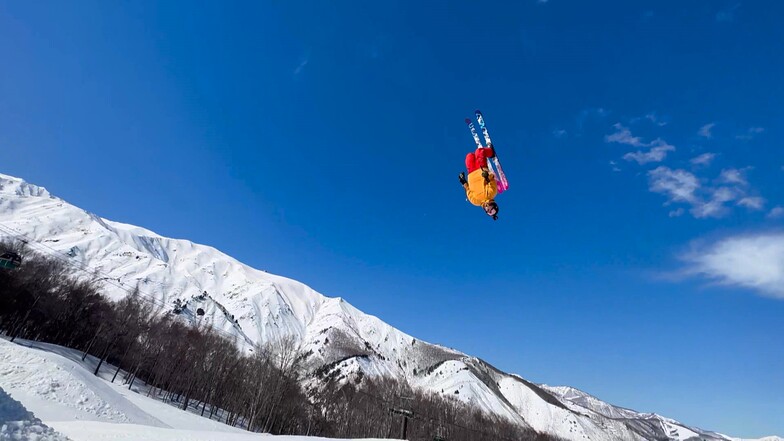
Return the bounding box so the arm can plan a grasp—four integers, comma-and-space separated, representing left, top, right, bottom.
483, 201, 499, 219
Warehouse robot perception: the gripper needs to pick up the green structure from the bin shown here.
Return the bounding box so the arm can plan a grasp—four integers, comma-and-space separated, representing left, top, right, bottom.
0, 252, 22, 269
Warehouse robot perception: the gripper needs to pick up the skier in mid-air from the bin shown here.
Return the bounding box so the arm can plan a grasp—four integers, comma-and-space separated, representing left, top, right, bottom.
459, 143, 499, 220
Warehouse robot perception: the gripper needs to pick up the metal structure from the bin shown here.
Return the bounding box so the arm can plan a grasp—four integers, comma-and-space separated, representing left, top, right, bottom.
0, 251, 22, 269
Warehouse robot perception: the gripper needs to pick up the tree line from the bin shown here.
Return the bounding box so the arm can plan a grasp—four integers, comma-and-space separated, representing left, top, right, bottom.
0, 240, 561, 441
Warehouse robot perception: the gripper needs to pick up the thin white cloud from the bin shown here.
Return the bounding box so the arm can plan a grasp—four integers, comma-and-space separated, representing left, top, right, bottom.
623, 139, 676, 165
608, 118, 769, 220
605, 123, 644, 146
718, 168, 749, 186
736, 127, 765, 141
737, 196, 766, 211
645, 113, 667, 126
690, 186, 738, 219
690, 153, 716, 166
294, 53, 310, 75
648, 167, 700, 205
609, 160, 621, 172
648, 166, 763, 219
553, 129, 567, 138
698, 123, 716, 138
682, 232, 784, 299
630, 112, 667, 126
767, 207, 784, 219
606, 124, 675, 164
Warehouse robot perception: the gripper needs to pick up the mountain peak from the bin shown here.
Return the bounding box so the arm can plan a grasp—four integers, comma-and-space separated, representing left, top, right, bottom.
0, 173, 51, 198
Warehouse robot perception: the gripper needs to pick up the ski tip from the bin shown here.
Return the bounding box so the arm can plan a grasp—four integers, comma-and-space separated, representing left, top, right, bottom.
464, 118, 472, 124
474, 109, 482, 114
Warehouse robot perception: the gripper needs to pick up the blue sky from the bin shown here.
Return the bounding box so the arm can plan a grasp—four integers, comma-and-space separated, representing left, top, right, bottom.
2, 1, 783, 436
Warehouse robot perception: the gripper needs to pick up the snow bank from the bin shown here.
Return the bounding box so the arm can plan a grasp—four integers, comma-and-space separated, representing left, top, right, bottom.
53, 421, 389, 441
0, 339, 391, 441
0, 386, 70, 441
0, 339, 165, 427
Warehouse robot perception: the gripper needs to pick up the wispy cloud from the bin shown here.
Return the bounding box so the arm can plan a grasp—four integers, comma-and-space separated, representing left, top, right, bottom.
553, 129, 567, 139
682, 232, 784, 299
669, 208, 685, 218
738, 196, 766, 210
768, 207, 784, 219
648, 167, 701, 205
691, 153, 716, 167
607, 115, 771, 220
648, 166, 764, 218
718, 167, 750, 186
609, 160, 621, 172
645, 112, 667, 126
736, 126, 765, 141
293, 53, 310, 75
630, 112, 668, 126
716, 3, 741, 22
606, 124, 675, 164
605, 123, 643, 146
698, 123, 716, 138
623, 140, 675, 165
690, 187, 738, 218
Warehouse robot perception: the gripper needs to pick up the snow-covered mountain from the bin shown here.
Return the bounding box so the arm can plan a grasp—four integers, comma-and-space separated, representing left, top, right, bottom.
0, 172, 776, 441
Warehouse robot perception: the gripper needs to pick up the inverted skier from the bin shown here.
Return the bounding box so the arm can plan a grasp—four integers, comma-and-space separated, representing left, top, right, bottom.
458, 143, 499, 220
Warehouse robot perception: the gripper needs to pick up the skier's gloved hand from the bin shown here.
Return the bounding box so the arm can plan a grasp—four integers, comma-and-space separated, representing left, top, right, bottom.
458, 172, 467, 186
482, 170, 490, 183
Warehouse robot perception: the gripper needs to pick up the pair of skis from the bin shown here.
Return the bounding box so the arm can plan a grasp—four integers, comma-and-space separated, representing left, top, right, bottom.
465, 110, 509, 194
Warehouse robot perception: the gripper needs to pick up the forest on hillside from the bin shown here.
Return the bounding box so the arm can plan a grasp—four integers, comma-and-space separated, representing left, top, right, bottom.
0, 240, 560, 441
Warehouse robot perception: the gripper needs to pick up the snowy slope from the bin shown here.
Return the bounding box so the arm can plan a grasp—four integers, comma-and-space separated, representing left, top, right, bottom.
733, 438, 784, 441
0, 385, 70, 441
0, 338, 389, 441
541, 385, 735, 441
0, 172, 779, 441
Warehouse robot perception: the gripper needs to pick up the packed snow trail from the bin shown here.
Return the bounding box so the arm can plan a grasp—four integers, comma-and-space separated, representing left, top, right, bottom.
0, 339, 167, 427
0, 338, 392, 441
53, 421, 390, 441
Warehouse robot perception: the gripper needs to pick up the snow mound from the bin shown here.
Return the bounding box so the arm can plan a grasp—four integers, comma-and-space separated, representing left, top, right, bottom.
0, 340, 165, 427
0, 339, 393, 441
0, 386, 70, 441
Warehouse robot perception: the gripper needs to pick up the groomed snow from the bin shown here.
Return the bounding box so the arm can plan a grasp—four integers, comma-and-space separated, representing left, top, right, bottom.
52, 421, 387, 441
0, 338, 389, 441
